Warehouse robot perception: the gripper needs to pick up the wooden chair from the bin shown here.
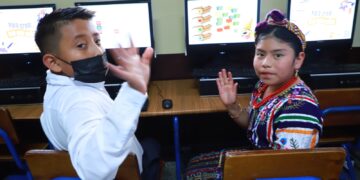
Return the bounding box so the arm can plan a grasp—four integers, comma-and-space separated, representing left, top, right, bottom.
223, 147, 346, 180
0, 107, 47, 179
315, 88, 360, 180
314, 88, 360, 127
25, 149, 141, 180
321, 105, 360, 180
315, 88, 360, 145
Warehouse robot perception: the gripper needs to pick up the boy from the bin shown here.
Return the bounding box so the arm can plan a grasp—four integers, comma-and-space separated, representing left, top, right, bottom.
35, 7, 157, 179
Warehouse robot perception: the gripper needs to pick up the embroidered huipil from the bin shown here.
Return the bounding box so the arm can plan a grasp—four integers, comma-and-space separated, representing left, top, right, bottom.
248, 81, 323, 149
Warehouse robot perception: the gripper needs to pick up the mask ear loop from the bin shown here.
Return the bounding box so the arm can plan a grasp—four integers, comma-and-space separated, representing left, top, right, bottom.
53, 55, 72, 65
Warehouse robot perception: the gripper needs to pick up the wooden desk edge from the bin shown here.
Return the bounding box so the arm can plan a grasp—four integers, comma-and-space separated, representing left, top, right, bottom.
4, 80, 360, 120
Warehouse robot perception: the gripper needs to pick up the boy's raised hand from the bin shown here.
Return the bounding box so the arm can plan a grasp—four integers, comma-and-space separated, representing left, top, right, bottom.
107, 46, 154, 94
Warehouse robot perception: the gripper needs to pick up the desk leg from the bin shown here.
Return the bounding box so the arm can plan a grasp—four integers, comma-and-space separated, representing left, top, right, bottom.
173, 116, 182, 180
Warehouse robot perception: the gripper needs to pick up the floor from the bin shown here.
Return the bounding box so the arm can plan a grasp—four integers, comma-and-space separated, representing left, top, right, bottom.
161, 161, 177, 180
350, 150, 360, 179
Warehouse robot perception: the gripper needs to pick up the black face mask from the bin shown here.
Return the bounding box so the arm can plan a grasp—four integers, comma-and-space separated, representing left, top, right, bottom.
56, 54, 108, 83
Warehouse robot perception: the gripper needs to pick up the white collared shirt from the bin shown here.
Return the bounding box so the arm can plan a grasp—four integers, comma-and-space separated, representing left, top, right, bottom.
40, 70, 146, 180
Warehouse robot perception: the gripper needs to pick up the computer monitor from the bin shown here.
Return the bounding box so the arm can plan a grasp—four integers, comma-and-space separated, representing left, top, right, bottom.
185, 0, 260, 67
288, 0, 358, 63
0, 4, 55, 80
75, 0, 154, 51
75, 0, 154, 86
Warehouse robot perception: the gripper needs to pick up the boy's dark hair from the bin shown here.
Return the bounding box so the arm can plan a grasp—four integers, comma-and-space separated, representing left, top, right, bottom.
255, 25, 303, 57
35, 7, 95, 54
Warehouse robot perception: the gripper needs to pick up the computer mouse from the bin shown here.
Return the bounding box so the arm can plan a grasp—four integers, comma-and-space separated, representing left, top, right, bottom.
162, 99, 173, 109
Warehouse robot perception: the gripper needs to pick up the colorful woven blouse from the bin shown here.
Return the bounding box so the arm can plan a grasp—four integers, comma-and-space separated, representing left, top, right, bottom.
185, 80, 323, 180
248, 80, 323, 149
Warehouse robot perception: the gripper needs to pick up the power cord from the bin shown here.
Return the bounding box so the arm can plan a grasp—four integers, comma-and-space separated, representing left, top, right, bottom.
150, 82, 173, 109
151, 82, 165, 100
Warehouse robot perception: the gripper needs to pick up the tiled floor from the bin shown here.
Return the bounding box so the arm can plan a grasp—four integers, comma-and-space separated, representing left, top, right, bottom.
351, 150, 360, 178
161, 161, 177, 180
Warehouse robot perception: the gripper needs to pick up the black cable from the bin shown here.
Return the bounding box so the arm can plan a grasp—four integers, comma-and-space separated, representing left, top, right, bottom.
151, 82, 164, 100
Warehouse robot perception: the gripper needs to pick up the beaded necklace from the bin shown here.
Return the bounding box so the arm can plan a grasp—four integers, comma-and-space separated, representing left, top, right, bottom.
252, 76, 298, 109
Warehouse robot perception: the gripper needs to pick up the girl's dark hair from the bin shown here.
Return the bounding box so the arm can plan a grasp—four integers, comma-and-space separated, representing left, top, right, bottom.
255, 25, 303, 56
35, 7, 95, 54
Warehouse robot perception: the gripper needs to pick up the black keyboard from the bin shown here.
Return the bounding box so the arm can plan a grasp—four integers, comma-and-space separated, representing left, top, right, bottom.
194, 63, 360, 79
193, 66, 256, 78
344, 64, 360, 71
301, 63, 360, 74
0, 77, 44, 90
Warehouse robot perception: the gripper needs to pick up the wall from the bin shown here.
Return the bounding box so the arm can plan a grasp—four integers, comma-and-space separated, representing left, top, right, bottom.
1, 0, 360, 55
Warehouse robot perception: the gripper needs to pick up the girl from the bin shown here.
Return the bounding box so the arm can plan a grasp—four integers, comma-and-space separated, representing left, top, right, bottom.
185, 9, 322, 180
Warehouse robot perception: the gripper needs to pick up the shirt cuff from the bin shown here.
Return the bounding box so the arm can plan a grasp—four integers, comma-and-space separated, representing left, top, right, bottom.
114, 82, 147, 108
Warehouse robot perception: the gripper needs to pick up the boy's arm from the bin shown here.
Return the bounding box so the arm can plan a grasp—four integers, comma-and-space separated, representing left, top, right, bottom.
65, 83, 147, 179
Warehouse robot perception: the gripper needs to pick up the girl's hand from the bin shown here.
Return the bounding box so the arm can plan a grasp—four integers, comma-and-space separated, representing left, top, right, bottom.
216, 69, 238, 107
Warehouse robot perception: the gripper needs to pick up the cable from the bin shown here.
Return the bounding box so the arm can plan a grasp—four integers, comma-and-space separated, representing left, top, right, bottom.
151, 82, 165, 100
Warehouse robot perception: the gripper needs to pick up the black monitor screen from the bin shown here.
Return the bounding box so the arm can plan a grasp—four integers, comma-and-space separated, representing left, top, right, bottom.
288, 0, 358, 63
0, 4, 55, 81
75, 0, 154, 50
0, 4, 55, 54
289, 0, 357, 42
185, 0, 260, 67
75, 0, 154, 84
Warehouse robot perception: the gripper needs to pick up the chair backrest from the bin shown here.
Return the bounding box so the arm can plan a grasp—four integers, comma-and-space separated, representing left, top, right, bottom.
0, 107, 19, 144
223, 147, 346, 180
0, 107, 34, 179
314, 88, 360, 126
25, 149, 141, 180
314, 88, 360, 108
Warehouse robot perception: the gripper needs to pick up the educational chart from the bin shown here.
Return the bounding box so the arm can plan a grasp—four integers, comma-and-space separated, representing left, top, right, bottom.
187, 0, 258, 45
0, 8, 52, 54
290, 0, 357, 41
80, 3, 152, 49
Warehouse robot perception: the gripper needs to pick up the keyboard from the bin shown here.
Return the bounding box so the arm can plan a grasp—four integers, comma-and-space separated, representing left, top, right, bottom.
194, 63, 360, 79
301, 63, 360, 75
0, 77, 45, 90
193, 66, 256, 78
